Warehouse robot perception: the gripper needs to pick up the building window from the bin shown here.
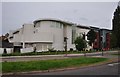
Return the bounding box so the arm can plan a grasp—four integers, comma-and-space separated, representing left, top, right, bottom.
50, 25, 54, 27
42, 44, 47, 51
50, 21, 63, 29
36, 44, 42, 50
34, 22, 40, 28
47, 44, 52, 49
60, 23, 63, 28
72, 26, 76, 44
50, 21, 55, 28
33, 29, 38, 34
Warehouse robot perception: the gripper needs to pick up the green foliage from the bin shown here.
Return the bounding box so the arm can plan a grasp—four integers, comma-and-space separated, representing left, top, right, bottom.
87, 29, 96, 46
2, 51, 81, 56
2, 57, 107, 73
112, 5, 120, 48
110, 33, 117, 48
48, 48, 55, 52
74, 36, 87, 51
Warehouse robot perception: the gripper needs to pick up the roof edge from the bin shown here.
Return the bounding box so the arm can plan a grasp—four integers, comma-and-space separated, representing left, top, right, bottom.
33, 18, 74, 25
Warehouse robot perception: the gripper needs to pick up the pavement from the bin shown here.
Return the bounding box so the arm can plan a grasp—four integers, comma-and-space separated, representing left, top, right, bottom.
0, 50, 119, 62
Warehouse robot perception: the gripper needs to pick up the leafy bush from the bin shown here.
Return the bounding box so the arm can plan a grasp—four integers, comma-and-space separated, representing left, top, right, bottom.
48, 48, 56, 52
74, 36, 87, 51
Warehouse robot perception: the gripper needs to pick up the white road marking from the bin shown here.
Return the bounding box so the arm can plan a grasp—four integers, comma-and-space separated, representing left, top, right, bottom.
108, 62, 120, 66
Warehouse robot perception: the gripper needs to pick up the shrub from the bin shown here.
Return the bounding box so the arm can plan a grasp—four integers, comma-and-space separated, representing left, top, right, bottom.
70, 48, 73, 51
48, 48, 56, 52
74, 36, 87, 51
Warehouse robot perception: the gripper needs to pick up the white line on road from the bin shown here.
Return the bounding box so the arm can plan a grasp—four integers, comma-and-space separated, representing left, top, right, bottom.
108, 62, 120, 66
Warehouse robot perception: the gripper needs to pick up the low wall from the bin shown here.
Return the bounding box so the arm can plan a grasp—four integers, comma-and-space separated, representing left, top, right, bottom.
0, 47, 48, 54
21, 47, 34, 53
36, 50, 43, 52
0, 48, 13, 54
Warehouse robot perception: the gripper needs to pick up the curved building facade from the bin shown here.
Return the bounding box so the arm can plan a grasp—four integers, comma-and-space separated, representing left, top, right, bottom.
8, 18, 101, 52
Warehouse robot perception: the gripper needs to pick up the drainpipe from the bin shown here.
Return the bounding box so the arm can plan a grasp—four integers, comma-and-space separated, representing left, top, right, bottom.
22, 25, 25, 48
23, 41, 25, 48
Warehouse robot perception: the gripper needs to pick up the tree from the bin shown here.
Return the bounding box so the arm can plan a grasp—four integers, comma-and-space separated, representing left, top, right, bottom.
110, 33, 117, 48
33, 47, 36, 53
5, 33, 9, 38
0, 35, 9, 42
74, 36, 87, 51
112, 4, 120, 48
87, 29, 96, 46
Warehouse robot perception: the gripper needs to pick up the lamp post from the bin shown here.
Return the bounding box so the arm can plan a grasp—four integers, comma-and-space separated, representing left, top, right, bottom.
64, 37, 68, 56
22, 25, 25, 49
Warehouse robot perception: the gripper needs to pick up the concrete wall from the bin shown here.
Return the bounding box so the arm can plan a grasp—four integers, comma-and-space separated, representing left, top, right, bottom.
66, 25, 76, 50
76, 27, 90, 41
34, 21, 64, 50
0, 48, 13, 54
21, 47, 34, 53
23, 24, 53, 43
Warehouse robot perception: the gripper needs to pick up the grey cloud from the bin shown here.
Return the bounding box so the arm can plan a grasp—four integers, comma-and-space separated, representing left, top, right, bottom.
80, 17, 89, 21
2, 2, 118, 35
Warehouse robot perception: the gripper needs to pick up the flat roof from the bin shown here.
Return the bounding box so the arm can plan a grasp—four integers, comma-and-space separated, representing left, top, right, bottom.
77, 25, 90, 29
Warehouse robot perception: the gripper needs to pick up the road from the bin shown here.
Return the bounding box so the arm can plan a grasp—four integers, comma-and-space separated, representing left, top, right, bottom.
26, 62, 119, 75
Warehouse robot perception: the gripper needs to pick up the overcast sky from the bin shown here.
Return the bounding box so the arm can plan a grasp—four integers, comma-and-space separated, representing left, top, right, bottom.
1, 2, 119, 35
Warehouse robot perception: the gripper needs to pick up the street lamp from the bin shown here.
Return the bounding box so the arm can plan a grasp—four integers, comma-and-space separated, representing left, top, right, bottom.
64, 37, 68, 56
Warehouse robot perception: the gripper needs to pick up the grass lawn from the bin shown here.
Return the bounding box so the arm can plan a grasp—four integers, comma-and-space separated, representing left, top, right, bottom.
0, 64, 2, 73
2, 57, 108, 73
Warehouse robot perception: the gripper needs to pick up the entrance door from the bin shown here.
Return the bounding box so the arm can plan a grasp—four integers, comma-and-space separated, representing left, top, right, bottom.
14, 46, 22, 53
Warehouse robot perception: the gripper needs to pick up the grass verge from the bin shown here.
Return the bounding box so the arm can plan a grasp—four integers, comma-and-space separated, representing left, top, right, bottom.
2, 57, 108, 73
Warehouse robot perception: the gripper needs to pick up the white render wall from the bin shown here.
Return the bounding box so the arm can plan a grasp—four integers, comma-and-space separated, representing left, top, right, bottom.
9, 29, 22, 43
65, 25, 76, 50
8, 19, 90, 51
9, 23, 53, 43
35, 21, 64, 50
76, 27, 90, 41
0, 48, 13, 54
21, 47, 34, 53
23, 24, 53, 43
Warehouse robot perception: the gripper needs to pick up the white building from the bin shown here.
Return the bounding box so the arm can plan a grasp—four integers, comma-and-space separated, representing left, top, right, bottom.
8, 18, 90, 53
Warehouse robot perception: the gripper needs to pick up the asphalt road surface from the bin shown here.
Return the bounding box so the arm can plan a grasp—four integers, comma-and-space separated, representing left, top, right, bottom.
27, 62, 119, 75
